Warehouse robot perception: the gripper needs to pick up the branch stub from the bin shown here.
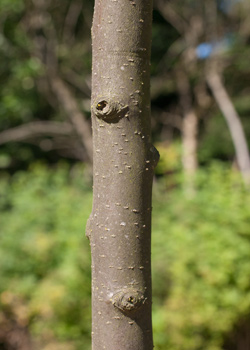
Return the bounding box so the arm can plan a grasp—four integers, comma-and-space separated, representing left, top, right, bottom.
111, 289, 146, 313
92, 97, 128, 122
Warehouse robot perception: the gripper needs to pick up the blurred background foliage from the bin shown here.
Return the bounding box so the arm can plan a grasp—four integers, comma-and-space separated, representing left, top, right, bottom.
1, 164, 250, 350
1, 0, 250, 349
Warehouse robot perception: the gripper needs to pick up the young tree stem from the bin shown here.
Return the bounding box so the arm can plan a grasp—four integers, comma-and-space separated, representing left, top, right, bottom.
86, 1, 159, 349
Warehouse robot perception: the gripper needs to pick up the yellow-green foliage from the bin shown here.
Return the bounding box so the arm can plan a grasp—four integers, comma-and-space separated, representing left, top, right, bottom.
155, 142, 181, 175
152, 164, 250, 350
0, 164, 92, 350
1, 163, 250, 349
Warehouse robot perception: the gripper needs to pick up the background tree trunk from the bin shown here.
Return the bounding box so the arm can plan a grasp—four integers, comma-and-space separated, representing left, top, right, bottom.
176, 68, 198, 194
86, 1, 159, 349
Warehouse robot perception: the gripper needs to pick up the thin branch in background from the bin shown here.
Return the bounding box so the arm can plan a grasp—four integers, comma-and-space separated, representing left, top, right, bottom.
160, 111, 183, 131
155, 0, 188, 36
158, 110, 183, 142
62, 68, 91, 97
39, 136, 86, 160
50, 76, 93, 161
22, 1, 93, 163
0, 121, 87, 162
206, 70, 250, 185
62, 0, 83, 44
0, 121, 73, 145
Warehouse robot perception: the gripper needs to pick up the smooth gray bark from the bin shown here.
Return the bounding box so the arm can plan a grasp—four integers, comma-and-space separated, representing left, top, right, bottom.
86, 1, 159, 349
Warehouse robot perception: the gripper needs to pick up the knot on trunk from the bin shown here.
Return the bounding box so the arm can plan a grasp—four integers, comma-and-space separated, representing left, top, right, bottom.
92, 97, 128, 122
111, 289, 146, 313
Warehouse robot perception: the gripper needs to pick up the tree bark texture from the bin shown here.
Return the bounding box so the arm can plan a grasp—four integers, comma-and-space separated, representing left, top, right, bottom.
86, 1, 159, 349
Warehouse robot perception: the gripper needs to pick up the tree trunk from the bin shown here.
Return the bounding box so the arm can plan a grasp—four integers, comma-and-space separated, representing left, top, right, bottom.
176, 69, 198, 174
206, 70, 250, 185
176, 68, 198, 194
182, 110, 198, 175
86, 1, 159, 349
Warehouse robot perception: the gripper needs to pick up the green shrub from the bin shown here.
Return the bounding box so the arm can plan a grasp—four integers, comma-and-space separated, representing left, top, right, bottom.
1, 163, 250, 350
0, 164, 92, 350
152, 164, 250, 350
